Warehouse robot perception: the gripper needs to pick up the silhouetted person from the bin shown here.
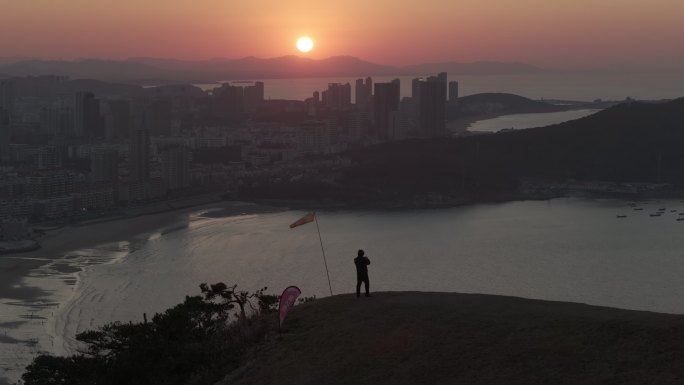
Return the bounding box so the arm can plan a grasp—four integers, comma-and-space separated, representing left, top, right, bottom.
354, 249, 371, 297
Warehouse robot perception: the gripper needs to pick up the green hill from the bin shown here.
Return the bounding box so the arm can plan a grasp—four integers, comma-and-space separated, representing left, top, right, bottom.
450, 92, 561, 118
221, 292, 684, 385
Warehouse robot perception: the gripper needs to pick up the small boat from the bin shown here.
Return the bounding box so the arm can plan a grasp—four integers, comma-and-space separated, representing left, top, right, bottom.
677, 218, 684, 222
679, 213, 684, 216
650, 213, 662, 217
633, 208, 644, 211
659, 208, 666, 211
671, 210, 677, 213
616, 215, 627, 218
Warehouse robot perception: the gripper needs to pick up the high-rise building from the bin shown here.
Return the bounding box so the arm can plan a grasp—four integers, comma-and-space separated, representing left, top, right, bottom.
322, 83, 352, 109
40, 106, 73, 136
0, 80, 15, 115
349, 110, 371, 141
26, 171, 76, 198
411, 78, 423, 101
213, 84, 244, 118
355, 77, 373, 109
74, 92, 102, 138
299, 120, 335, 154
34, 146, 62, 170
355, 79, 364, 103
449, 81, 459, 103
244, 81, 265, 113
40, 107, 61, 136
417, 74, 447, 138
0, 108, 9, 162
160, 145, 191, 190
104, 99, 132, 140
91, 149, 119, 184
373, 80, 400, 140
437, 72, 448, 86
129, 128, 150, 182
146, 99, 172, 137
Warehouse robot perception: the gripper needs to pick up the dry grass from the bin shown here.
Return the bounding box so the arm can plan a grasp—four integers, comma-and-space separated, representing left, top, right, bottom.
221, 292, 684, 385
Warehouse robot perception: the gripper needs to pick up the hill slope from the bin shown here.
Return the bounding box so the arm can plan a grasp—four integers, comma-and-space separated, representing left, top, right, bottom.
346, 98, 684, 195
448, 92, 561, 119
221, 292, 684, 385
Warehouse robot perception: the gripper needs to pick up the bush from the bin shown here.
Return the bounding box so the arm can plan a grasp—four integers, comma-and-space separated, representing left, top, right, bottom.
23, 283, 279, 385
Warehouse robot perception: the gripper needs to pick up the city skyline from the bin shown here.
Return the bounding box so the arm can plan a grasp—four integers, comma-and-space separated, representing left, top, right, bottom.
2, 0, 684, 71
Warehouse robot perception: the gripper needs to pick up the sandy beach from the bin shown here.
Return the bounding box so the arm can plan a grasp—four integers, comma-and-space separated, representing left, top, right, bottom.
0, 200, 287, 300
0, 199, 284, 384
1, 208, 191, 301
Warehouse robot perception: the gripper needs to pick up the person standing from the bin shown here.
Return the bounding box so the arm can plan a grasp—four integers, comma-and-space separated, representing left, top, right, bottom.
354, 249, 371, 298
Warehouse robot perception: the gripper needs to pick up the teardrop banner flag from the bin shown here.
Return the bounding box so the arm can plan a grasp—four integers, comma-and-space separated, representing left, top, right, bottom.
279, 286, 302, 329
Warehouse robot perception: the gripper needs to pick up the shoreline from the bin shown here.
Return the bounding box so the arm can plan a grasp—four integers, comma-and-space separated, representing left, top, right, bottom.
0, 199, 286, 301
0, 199, 289, 384
3, 193, 684, 383
246, 184, 684, 214
2, 188, 653, 301
2, 187, 681, 306
446, 104, 606, 134
0, 240, 40, 255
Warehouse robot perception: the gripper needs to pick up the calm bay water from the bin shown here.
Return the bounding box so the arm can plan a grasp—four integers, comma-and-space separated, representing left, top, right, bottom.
5, 198, 684, 382
52, 198, 684, 352
201, 72, 684, 102
467, 109, 601, 132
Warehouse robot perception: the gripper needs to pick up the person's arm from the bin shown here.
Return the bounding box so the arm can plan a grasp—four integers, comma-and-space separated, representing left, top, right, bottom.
365, 257, 371, 265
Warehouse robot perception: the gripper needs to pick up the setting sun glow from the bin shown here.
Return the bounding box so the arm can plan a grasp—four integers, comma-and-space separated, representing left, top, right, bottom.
296, 37, 314, 53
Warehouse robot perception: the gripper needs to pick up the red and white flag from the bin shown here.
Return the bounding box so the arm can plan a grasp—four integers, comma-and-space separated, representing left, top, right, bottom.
289, 212, 315, 228
279, 286, 302, 328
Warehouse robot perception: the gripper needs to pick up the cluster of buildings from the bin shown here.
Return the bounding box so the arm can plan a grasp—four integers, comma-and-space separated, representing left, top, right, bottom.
0, 72, 457, 238
303, 73, 458, 144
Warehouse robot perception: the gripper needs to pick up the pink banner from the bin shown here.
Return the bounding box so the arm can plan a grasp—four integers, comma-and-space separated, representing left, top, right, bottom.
279, 286, 302, 328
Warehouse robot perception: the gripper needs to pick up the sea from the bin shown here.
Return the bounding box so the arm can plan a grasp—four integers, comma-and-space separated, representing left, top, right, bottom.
466, 109, 601, 132
3, 72, 684, 383
5, 198, 684, 382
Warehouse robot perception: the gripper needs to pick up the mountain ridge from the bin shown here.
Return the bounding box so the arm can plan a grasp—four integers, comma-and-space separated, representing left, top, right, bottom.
0, 56, 547, 84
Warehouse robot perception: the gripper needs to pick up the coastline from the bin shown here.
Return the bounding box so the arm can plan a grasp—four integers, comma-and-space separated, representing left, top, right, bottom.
2, 185, 680, 311
3, 192, 684, 383
446, 104, 606, 135
0, 199, 288, 384
0, 199, 285, 302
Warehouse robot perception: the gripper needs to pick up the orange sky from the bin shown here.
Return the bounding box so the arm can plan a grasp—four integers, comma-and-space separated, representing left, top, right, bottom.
2, 0, 683, 70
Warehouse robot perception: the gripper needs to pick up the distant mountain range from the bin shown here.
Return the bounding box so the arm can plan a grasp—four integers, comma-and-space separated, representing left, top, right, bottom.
0, 56, 547, 84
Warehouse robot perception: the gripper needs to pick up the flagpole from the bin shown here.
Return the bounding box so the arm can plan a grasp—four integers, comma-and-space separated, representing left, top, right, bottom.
314, 213, 334, 296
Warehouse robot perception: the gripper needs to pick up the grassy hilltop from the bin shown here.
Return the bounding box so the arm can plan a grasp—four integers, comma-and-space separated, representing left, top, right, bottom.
221, 292, 684, 385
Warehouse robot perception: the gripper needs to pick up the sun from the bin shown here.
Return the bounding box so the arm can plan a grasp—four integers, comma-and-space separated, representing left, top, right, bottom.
296, 36, 314, 53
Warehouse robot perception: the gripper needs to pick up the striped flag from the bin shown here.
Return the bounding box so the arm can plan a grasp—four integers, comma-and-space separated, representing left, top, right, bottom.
289, 212, 315, 228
